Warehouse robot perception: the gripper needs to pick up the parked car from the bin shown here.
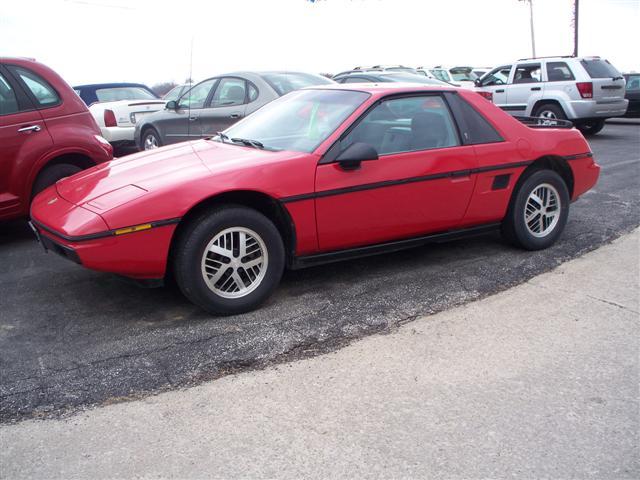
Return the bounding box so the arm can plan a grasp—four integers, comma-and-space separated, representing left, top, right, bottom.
163, 83, 192, 102
30, 84, 599, 314
0, 57, 113, 221
134, 71, 334, 151
472, 67, 492, 78
426, 66, 478, 88
334, 65, 419, 77
332, 71, 447, 86
475, 56, 628, 135
73, 82, 166, 146
623, 73, 640, 118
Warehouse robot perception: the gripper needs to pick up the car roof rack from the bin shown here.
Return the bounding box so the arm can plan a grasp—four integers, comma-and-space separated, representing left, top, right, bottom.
516, 54, 582, 61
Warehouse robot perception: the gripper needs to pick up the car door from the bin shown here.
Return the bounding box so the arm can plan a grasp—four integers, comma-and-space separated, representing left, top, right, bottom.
478, 65, 512, 107
314, 94, 478, 252
0, 67, 52, 218
504, 62, 542, 115
198, 77, 249, 137
162, 78, 218, 143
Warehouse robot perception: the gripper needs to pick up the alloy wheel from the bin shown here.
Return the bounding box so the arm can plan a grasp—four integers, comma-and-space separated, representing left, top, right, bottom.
200, 227, 268, 299
524, 183, 561, 238
144, 133, 159, 150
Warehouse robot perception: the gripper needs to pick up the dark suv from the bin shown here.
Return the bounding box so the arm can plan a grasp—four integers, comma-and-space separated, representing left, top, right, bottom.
0, 57, 113, 221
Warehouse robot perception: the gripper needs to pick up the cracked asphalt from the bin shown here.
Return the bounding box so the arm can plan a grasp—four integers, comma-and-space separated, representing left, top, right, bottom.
1, 123, 639, 423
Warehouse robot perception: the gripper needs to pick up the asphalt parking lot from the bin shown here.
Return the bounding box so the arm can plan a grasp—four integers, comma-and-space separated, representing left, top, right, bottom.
1, 123, 639, 423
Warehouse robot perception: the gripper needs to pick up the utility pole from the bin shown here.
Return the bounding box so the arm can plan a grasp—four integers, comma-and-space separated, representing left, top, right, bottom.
519, 0, 536, 58
573, 0, 580, 57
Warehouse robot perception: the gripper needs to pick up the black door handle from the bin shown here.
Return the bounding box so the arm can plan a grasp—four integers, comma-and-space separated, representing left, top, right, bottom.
230, 113, 240, 119
530, 87, 541, 91
188, 116, 198, 121
495, 89, 505, 93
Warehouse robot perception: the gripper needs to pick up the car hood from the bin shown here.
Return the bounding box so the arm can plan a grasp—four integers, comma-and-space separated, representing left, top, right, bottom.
56, 140, 302, 210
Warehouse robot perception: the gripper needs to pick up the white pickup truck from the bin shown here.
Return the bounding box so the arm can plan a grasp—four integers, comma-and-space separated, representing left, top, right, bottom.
74, 83, 166, 147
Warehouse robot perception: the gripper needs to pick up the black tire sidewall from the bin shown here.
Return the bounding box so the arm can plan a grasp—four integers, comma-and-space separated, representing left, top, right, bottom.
577, 119, 605, 136
174, 206, 285, 315
508, 169, 570, 250
32, 164, 82, 197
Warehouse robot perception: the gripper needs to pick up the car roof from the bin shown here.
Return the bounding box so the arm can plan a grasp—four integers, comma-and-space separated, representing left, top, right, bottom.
305, 83, 457, 95
73, 82, 153, 90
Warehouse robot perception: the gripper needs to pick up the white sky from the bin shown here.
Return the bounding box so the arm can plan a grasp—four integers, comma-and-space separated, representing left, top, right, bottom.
1, 0, 638, 86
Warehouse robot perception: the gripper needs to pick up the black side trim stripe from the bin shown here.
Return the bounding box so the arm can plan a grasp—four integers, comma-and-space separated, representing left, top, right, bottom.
281, 160, 533, 204
32, 217, 181, 243
563, 152, 593, 161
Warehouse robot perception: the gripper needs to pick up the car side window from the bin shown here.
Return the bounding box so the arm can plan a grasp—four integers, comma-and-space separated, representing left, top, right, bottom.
342, 95, 460, 156
343, 77, 367, 83
12, 67, 60, 107
0, 73, 20, 115
248, 82, 259, 102
512, 64, 542, 84
179, 78, 216, 109
211, 78, 247, 108
546, 62, 575, 82
481, 66, 512, 86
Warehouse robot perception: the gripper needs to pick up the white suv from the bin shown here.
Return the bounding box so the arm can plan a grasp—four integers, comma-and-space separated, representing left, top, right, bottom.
475, 56, 628, 135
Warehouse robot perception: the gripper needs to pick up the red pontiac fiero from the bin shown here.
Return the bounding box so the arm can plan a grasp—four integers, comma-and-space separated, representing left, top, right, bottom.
30, 84, 599, 314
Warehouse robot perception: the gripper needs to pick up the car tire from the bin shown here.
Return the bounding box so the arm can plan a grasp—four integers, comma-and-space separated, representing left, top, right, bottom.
501, 169, 570, 250
32, 163, 82, 197
173, 205, 285, 315
532, 103, 567, 124
576, 119, 605, 136
142, 128, 162, 150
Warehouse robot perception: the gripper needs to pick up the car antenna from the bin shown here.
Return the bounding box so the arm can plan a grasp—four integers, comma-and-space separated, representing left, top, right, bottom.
187, 36, 194, 142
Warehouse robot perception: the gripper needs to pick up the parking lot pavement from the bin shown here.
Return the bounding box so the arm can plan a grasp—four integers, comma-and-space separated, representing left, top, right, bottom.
1, 124, 639, 423
1, 228, 637, 479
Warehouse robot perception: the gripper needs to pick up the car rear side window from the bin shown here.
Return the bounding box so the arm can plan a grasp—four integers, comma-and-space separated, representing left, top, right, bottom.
12, 67, 60, 107
248, 82, 259, 102
580, 59, 621, 79
546, 62, 575, 81
211, 78, 247, 107
342, 95, 460, 156
0, 73, 20, 115
445, 93, 504, 145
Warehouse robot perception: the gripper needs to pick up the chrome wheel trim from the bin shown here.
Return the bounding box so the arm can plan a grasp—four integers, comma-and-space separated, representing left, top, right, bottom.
201, 227, 268, 299
537, 110, 559, 126
524, 183, 561, 238
144, 133, 158, 150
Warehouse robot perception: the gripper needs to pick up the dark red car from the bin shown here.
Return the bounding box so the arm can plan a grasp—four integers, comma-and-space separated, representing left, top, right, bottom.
30, 84, 599, 314
0, 57, 113, 221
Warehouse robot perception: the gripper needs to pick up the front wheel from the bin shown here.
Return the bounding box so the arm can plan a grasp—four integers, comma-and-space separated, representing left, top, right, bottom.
142, 128, 162, 151
576, 119, 605, 136
173, 206, 285, 315
501, 169, 570, 250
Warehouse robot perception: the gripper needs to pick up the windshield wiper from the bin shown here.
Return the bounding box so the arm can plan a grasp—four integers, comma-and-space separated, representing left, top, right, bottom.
231, 137, 265, 149
214, 131, 230, 143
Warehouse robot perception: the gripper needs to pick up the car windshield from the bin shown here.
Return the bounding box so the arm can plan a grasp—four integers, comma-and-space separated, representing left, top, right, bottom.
382, 73, 447, 85
580, 59, 621, 79
95, 87, 157, 102
260, 72, 333, 96
450, 68, 478, 81
218, 89, 369, 153
164, 85, 189, 101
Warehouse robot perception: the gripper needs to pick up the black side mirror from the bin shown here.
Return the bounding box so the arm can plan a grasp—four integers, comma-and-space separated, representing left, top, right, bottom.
166, 100, 178, 110
474, 78, 481, 87
336, 142, 378, 171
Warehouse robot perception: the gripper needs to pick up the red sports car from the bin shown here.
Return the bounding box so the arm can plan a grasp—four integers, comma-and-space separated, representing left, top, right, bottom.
30, 84, 599, 314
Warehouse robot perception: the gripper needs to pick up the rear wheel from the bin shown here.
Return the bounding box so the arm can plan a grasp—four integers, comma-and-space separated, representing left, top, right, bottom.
173, 205, 285, 315
142, 128, 162, 150
532, 103, 567, 125
32, 163, 82, 197
576, 119, 605, 136
501, 169, 570, 250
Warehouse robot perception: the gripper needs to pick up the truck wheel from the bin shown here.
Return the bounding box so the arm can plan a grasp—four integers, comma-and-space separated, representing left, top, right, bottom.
501, 169, 570, 250
32, 164, 82, 197
173, 205, 285, 315
532, 103, 567, 125
576, 119, 605, 136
